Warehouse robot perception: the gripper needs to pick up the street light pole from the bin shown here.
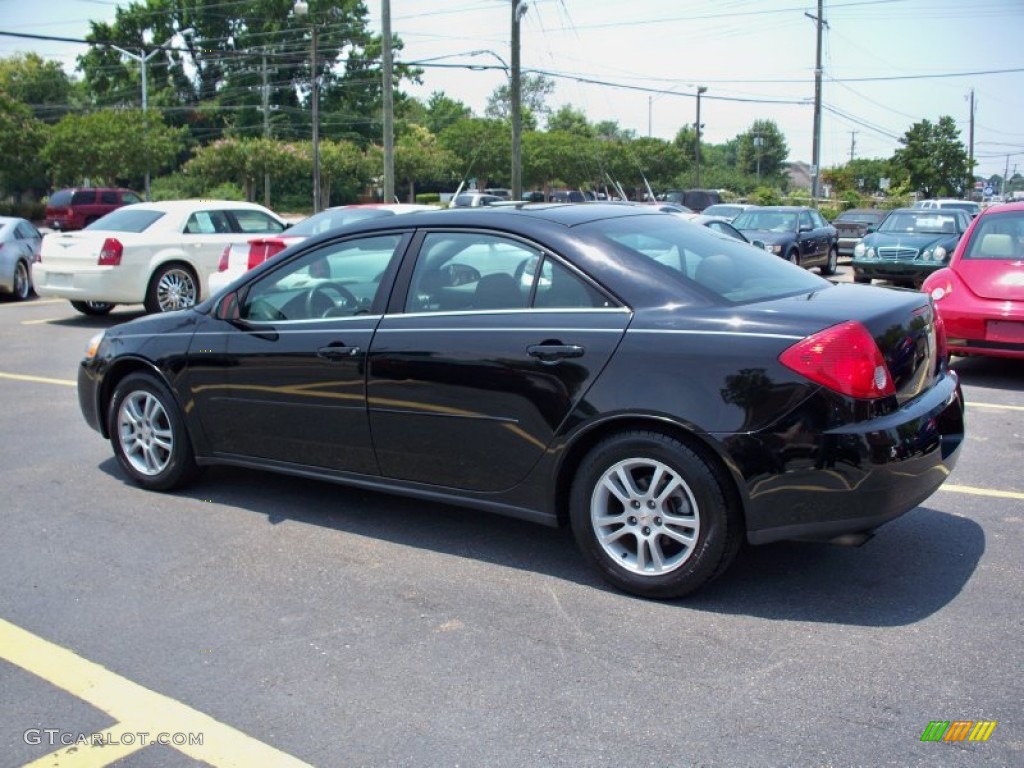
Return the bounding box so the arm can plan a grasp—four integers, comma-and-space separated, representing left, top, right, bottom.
695, 86, 707, 188
111, 29, 191, 201
510, 0, 526, 200
382, 0, 395, 202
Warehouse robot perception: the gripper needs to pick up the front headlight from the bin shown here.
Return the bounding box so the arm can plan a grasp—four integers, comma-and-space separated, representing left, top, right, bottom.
770, 244, 783, 254
84, 331, 105, 361
853, 242, 866, 257
933, 245, 947, 261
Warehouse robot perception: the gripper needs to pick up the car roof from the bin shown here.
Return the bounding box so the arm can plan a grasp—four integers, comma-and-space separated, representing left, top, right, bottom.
123, 199, 280, 214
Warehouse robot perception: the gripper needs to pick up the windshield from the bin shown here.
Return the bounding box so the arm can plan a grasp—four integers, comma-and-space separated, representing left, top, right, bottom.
84, 209, 164, 232
732, 210, 797, 232
287, 208, 392, 237
582, 215, 827, 304
878, 211, 960, 235
836, 212, 880, 223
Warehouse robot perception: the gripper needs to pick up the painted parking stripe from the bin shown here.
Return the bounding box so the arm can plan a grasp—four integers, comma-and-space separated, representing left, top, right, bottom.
21, 317, 64, 326
0, 371, 76, 387
0, 618, 314, 768
940, 484, 1024, 501
966, 401, 1024, 412
0, 298, 66, 308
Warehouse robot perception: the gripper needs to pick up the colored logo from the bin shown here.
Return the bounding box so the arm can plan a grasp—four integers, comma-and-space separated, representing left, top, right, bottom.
921, 721, 997, 742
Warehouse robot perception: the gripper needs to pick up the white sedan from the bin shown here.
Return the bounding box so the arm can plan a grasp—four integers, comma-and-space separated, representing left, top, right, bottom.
34, 200, 287, 315
208, 203, 436, 294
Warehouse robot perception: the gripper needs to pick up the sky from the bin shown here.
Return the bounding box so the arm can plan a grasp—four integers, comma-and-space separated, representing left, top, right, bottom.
2, 0, 1023, 180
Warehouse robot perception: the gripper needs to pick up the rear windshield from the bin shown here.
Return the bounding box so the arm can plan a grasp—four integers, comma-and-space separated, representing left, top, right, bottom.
582, 215, 827, 304
962, 211, 1024, 260
48, 190, 72, 207
84, 209, 164, 232
835, 211, 880, 223
288, 208, 393, 237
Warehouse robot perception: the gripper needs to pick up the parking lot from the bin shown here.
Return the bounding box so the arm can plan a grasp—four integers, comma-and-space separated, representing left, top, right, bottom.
1, 264, 1021, 767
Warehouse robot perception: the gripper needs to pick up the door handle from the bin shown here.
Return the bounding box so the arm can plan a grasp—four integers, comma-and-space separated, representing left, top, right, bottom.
317, 344, 361, 360
527, 343, 584, 363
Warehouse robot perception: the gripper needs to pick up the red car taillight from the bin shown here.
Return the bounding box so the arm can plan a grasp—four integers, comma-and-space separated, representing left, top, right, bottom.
97, 238, 123, 266
218, 245, 231, 272
779, 320, 896, 400
247, 239, 288, 270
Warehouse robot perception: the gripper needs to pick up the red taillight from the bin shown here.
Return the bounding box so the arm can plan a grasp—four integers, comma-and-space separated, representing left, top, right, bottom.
779, 320, 896, 400
247, 238, 287, 270
97, 238, 122, 266
218, 245, 231, 272
934, 310, 948, 363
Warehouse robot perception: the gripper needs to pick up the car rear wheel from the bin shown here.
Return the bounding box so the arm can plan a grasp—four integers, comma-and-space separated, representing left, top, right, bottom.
821, 246, 838, 276
108, 373, 198, 491
146, 264, 198, 313
570, 431, 741, 599
12, 260, 31, 300
71, 300, 115, 316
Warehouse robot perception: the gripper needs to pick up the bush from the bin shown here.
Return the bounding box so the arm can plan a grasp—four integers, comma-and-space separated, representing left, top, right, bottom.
416, 192, 441, 205
0, 201, 46, 221
150, 173, 205, 201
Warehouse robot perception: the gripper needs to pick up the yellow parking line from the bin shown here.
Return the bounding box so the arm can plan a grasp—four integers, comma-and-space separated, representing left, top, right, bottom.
966, 401, 1024, 412
940, 484, 1024, 501
24, 724, 146, 767
20, 317, 63, 325
0, 371, 75, 387
0, 298, 66, 308
0, 619, 313, 768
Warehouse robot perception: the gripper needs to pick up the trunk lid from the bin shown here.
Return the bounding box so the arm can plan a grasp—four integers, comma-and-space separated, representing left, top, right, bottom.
955, 259, 1024, 301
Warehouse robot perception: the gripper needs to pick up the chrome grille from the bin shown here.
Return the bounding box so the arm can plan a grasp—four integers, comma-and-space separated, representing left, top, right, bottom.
878, 246, 919, 261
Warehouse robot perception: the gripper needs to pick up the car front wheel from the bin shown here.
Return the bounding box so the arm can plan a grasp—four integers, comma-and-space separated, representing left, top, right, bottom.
570, 431, 741, 599
108, 373, 199, 491
11, 259, 32, 300
146, 264, 198, 313
787, 250, 800, 266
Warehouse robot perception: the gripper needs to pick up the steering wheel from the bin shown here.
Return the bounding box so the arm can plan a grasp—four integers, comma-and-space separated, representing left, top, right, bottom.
443, 263, 481, 286
304, 283, 358, 318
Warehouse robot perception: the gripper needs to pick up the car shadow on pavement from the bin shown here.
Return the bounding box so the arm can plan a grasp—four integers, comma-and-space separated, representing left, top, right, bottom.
950, 356, 1024, 392
103, 461, 984, 628
45, 309, 146, 329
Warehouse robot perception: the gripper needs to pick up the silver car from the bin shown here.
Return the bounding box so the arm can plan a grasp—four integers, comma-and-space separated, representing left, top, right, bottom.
0, 216, 41, 301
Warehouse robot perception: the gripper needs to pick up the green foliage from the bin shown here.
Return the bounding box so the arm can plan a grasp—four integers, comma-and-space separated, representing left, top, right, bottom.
736, 120, 788, 178
890, 116, 970, 198
415, 192, 441, 205
41, 108, 188, 189
0, 200, 46, 221
750, 186, 783, 205
546, 106, 594, 137
0, 53, 78, 123
203, 182, 246, 201
485, 74, 556, 123
0, 90, 48, 198
149, 172, 205, 201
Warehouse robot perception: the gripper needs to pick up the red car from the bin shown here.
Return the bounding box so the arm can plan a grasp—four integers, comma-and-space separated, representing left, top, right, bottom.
922, 202, 1024, 360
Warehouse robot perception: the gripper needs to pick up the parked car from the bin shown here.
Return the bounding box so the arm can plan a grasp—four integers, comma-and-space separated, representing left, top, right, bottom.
922, 201, 1024, 360
700, 203, 757, 222
852, 208, 971, 287
450, 192, 503, 208
548, 189, 588, 204
44, 187, 143, 231
209, 203, 435, 293
34, 200, 287, 315
832, 208, 887, 257
914, 199, 981, 219
658, 189, 722, 212
0, 216, 41, 301
681, 214, 759, 245
77, 204, 963, 599
731, 206, 839, 274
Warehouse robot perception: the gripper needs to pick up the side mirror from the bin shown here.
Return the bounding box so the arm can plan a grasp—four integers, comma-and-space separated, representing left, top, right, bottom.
865, 225, 877, 234
750, 239, 767, 250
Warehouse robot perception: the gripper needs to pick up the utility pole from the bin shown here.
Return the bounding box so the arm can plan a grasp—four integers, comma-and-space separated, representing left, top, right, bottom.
805, 0, 826, 204
695, 86, 707, 188
382, 0, 395, 202
968, 88, 976, 193
849, 130, 857, 163
262, 51, 272, 206
511, 0, 526, 200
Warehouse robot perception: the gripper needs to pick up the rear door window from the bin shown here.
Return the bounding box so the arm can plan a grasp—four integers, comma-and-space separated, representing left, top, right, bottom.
71, 190, 96, 205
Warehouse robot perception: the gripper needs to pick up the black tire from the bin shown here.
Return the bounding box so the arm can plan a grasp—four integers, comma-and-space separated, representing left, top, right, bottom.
821, 246, 838, 276
787, 249, 800, 266
145, 263, 199, 314
853, 275, 871, 285
108, 373, 199, 491
71, 300, 115, 316
12, 259, 32, 300
569, 431, 741, 599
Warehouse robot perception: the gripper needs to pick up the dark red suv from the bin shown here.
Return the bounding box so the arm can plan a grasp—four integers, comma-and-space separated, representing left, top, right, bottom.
44, 187, 143, 231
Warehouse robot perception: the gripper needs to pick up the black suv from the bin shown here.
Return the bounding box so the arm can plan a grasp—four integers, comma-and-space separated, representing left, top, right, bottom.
658, 189, 722, 212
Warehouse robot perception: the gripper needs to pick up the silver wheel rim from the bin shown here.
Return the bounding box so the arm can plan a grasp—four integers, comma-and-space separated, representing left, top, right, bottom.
829, 250, 837, 271
117, 391, 173, 476
156, 268, 197, 311
591, 458, 701, 576
14, 261, 30, 298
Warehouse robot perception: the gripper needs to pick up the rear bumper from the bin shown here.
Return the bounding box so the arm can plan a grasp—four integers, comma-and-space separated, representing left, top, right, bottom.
33, 263, 145, 304
936, 297, 1024, 360
736, 372, 965, 545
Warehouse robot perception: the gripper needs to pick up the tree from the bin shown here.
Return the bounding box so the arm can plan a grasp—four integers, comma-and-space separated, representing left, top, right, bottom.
890, 116, 971, 198
41, 109, 188, 188
0, 53, 79, 123
485, 74, 555, 127
546, 106, 593, 137
421, 91, 472, 135
736, 120, 788, 180
393, 125, 457, 201
438, 118, 508, 189
0, 90, 48, 198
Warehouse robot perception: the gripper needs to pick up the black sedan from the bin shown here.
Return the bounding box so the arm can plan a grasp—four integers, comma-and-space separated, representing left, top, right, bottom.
78, 204, 964, 599
732, 206, 839, 274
